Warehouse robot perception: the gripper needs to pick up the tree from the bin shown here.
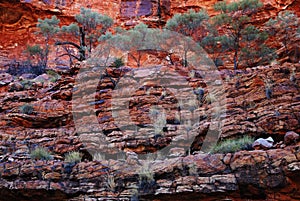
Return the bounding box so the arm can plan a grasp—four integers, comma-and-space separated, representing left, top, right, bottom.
36, 15, 60, 68
24, 45, 47, 75
239, 25, 276, 66
200, 24, 230, 67
213, 0, 268, 70
165, 10, 209, 67
56, 7, 113, 61
99, 23, 156, 68
266, 10, 300, 59
165, 9, 209, 42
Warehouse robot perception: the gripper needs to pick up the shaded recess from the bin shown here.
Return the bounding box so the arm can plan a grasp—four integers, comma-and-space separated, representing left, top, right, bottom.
120, 0, 153, 18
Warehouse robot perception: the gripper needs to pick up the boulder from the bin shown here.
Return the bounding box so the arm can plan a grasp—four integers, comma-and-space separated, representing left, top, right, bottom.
0, 73, 13, 86
284, 131, 300, 145
252, 137, 274, 150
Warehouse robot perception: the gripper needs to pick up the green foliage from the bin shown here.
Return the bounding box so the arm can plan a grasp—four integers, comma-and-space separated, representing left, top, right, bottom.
209, 135, 254, 154
64, 151, 82, 163
30, 147, 52, 160
37, 16, 60, 38
56, 7, 113, 61
75, 7, 113, 34
24, 45, 47, 74
36, 16, 60, 68
212, 0, 271, 70
25, 45, 43, 56
46, 69, 61, 82
266, 10, 300, 56
61, 23, 80, 35
19, 104, 34, 115
99, 23, 155, 67
165, 9, 209, 38
113, 58, 124, 68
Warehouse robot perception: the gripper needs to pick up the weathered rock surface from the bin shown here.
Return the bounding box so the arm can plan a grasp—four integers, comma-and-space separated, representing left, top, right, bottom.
0, 145, 299, 200
0, 0, 299, 68
284, 131, 300, 145
0, 62, 299, 199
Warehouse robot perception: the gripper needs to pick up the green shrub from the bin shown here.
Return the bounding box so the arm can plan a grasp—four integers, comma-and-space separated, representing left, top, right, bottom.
30, 147, 52, 160
64, 151, 82, 163
113, 58, 124, 68
46, 69, 61, 82
19, 104, 34, 115
209, 135, 254, 154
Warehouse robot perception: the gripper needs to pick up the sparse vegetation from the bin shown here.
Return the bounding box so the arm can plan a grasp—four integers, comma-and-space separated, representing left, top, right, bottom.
149, 108, 167, 135
213, 0, 275, 70
138, 162, 156, 194
209, 135, 254, 154
57, 7, 113, 61
19, 104, 34, 115
64, 151, 82, 163
36, 15, 60, 68
46, 69, 61, 82
266, 10, 300, 57
106, 173, 116, 192
113, 58, 125, 68
30, 147, 52, 160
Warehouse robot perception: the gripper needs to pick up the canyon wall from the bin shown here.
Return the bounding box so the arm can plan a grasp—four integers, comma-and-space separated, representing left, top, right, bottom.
0, 0, 300, 68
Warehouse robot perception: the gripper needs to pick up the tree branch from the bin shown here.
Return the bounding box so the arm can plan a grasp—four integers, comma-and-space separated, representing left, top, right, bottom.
55, 41, 81, 50
57, 53, 80, 60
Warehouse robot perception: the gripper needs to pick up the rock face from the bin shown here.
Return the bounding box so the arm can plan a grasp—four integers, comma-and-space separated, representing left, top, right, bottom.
0, 0, 300, 68
284, 131, 300, 145
0, 0, 300, 200
0, 62, 299, 200
0, 146, 300, 200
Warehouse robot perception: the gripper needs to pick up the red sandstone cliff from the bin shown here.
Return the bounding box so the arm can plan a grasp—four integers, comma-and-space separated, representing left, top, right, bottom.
0, 0, 300, 68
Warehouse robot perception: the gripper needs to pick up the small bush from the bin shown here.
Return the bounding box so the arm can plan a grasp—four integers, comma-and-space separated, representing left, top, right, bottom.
106, 173, 116, 192
113, 58, 124, 68
46, 69, 61, 82
19, 104, 34, 115
138, 163, 156, 194
6, 60, 45, 76
209, 135, 254, 154
30, 147, 52, 160
64, 151, 82, 163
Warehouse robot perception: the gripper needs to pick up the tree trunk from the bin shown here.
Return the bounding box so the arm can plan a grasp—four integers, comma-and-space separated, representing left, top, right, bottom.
233, 30, 241, 72
79, 27, 86, 61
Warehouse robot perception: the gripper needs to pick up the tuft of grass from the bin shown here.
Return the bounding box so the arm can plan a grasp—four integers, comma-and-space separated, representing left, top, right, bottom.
46, 69, 61, 82
209, 135, 254, 154
106, 173, 116, 192
19, 104, 34, 115
113, 58, 124, 68
64, 151, 81, 163
30, 147, 52, 160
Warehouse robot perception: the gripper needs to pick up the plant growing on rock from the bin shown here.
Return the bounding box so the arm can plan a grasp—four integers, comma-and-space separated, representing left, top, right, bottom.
46, 7, 113, 63
36, 15, 60, 68
112, 57, 125, 68
19, 104, 34, 115
64, 151, 82, 163
213, 0, 275, 70
106, 173, 116, 192
30, 147, 52, 160
266, 10, 300, 58
209, 135, 254, 154
165, 10, 209, 67
165, 9, 209, 41
24, 45, 48, 75
149, 108, 167, 135
138, 162, 156, 194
